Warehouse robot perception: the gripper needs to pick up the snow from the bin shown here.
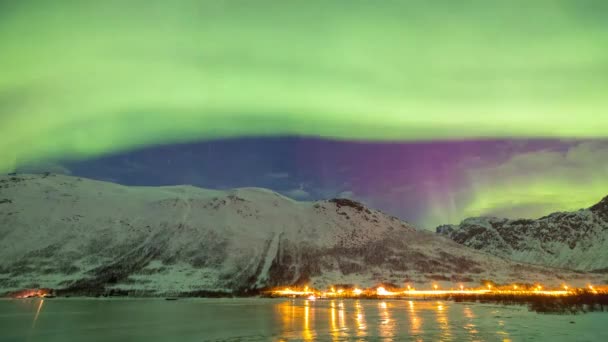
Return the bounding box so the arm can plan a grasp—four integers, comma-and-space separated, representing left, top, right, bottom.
0, 174, 604, 296
255, 232, 280, 287
438, 204, 608, 271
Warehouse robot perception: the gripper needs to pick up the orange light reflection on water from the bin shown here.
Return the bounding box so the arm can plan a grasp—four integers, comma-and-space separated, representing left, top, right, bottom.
463, 306, 479, 338
303, 300, 313, 341
435, 301, 452, 341
378, 301, 396, 339
408, 300, 422, 336
32, 299, 44, 328
329, 300, 338, 340
355, 300, 366, 338
337, 301, 346, 336
273, 298, 577, 341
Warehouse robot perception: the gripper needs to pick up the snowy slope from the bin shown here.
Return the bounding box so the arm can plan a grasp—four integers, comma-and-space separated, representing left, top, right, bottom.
437, 197, 608, 272
0, 174, 601, 296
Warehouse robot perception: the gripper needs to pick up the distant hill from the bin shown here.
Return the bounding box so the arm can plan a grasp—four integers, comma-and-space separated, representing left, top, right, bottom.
437, 196, 608, 272
0, 174, 600, 296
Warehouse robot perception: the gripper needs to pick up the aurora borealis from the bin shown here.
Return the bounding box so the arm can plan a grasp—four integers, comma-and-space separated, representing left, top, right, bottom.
29, 138, 608, 229
1, 1, 608, 228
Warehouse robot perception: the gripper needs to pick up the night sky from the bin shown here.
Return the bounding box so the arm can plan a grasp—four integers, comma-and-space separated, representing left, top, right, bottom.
19, 138, 608, 229
2, 1, 608, 228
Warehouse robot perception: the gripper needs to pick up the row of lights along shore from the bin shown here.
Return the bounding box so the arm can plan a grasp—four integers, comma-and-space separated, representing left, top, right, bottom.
270, 283, 603, 301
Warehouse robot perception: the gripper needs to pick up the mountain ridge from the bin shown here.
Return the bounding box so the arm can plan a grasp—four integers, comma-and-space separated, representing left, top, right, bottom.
0, 173, 602, 296
437, 197, 608, 272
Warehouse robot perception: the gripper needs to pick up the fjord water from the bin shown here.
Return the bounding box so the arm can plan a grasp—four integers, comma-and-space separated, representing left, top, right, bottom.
0, 298, 605, 341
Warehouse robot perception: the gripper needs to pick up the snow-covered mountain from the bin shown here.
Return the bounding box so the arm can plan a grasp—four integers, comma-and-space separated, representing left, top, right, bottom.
0, 174, 601, 296
437, 197, 608, 272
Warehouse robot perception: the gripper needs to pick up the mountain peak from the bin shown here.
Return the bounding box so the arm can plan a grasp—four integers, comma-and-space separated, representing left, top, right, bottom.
590, 195, 608, 217
328, 198, 367, 212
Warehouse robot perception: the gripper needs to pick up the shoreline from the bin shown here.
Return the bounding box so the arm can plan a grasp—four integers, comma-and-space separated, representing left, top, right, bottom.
2, 293, 607, 314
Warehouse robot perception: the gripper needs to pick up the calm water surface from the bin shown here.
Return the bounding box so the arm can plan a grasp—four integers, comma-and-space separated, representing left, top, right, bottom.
0, 298, 606, 341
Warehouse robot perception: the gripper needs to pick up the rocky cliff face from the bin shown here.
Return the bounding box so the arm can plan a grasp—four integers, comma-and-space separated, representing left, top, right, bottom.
0, 174, 600, 296
437, 197, 608, 272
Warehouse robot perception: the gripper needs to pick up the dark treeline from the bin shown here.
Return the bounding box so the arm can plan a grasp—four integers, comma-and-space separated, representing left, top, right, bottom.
450, 292, 608, 314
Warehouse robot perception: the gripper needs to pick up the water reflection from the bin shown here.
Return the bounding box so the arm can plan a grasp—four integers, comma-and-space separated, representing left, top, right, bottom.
329, 300, 337, 340
354, 300, 366, 338
276, 299, 315, 341
378, 301, 396, 339
303, 300, 313, 341
338, 301, 348, 337
32, 299, 44, 329
271, 298, 599, 341
277, 300, 294, 334
408, 300, 422, 337
435, 301, 453, 341
276, 299, 453, 340
462, 305, 479, 340
328, 300, 349, 340
496, 318, 511, 341
2, 299, 606, 341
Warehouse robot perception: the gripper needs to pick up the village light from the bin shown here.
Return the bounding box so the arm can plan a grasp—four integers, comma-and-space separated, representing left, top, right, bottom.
377, 287, 392, 296
269, 281, 601, 299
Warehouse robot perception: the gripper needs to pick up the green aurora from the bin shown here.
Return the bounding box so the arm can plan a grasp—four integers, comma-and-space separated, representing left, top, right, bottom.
1, 1, 608, 222
458, 142, 608, 223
